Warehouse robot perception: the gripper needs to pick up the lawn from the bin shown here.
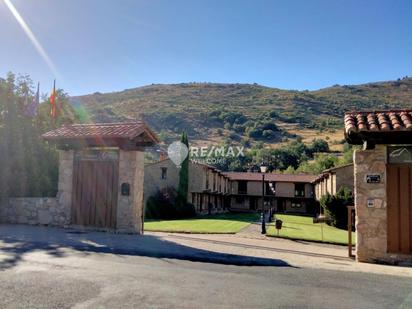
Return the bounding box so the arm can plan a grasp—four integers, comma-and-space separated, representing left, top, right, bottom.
144, 213, 259, 234
267, 214, 356, 245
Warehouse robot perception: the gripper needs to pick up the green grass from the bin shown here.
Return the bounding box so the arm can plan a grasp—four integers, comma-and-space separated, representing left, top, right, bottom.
144, 213, 259, 234
267, 214, 356, 245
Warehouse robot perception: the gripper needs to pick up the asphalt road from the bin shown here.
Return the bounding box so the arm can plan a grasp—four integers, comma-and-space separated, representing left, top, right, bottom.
0, 246, 411, 309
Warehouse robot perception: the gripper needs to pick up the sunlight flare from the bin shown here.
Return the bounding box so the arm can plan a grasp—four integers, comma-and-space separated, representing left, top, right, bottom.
4, 0, 60, 78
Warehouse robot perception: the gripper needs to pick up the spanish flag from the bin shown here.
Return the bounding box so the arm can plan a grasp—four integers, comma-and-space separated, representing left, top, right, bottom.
50, 79, 57, 118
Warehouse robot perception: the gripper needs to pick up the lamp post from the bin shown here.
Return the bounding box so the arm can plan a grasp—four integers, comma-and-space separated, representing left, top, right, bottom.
260, 163, 268, 234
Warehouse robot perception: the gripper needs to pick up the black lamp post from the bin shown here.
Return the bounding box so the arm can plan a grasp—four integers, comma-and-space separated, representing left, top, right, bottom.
260, 163, 268, 234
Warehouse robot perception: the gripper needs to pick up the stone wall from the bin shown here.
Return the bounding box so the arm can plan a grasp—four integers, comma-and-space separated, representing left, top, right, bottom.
335, 164, 354, 194
0, 197, 69, 226
0, 150, 73, 227
144, 159, 180, 206
0, 149, 146, 234
354, 145, 389, 263
117, 150, 145, 233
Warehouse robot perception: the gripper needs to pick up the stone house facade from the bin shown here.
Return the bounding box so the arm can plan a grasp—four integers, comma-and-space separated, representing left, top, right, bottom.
345, 110, 412, 264
314, 164, 354, 201
224, 172, 317, 215
144, 159, 230, 214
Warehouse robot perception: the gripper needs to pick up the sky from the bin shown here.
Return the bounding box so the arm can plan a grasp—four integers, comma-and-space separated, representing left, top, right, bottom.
0, 0, 411, 96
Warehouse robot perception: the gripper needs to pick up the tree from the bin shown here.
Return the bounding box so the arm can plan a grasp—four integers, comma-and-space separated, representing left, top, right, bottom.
177, 131, 189, 207
296, 154, 338, 174
309, 139, 329, 154
320, 187, 353, 229
0, 72, 78, 198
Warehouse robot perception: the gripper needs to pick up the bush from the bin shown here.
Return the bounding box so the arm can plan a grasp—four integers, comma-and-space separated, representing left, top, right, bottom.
248, 128, 263, 138
145, 188, 196, 220
320, 187, 353, 229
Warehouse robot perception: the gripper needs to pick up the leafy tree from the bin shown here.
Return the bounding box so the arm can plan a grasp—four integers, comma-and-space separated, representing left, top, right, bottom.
309, 138, 329, 154
296, 154, 338, 174
0, 72, 78, 197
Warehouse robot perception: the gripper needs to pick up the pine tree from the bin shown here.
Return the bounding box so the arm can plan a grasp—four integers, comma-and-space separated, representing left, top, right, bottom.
177, 132, 189, 207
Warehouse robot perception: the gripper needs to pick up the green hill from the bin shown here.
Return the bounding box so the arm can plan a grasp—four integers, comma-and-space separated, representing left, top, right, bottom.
70, 77, 412, 147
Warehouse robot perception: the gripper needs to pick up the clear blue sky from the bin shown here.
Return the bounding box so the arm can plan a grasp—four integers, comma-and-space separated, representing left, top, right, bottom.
0, 0, 411, 96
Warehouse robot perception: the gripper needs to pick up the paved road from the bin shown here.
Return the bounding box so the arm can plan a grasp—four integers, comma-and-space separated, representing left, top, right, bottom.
0, 227, 411, 308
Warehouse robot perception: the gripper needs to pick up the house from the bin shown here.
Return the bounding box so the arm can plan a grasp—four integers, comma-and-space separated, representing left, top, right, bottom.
345, 110, 412, 264
144, 159, 230, 214
314, 164, 354, 200
224, 172, 317, 215
0, 122, 159, 234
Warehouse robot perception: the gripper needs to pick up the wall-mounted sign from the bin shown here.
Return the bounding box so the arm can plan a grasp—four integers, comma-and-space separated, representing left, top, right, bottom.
367, 199, 375, 208
366, 174, 381, 183
388, 146, 412, 164
121, 183, 130, 196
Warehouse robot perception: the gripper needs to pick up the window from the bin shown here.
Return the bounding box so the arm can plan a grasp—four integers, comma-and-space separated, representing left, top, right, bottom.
161, 167, 167, 180
265, 182, 275, 195
295, 183, 305, 197
291, 202, 302, 208
238, 181, 247, 194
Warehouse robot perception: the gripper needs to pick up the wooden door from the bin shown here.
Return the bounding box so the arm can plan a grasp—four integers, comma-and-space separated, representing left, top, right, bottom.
387, 165, 412, 254
72, 158, 119, 229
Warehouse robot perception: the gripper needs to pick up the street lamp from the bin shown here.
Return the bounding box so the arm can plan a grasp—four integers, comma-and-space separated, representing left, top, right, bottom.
260, 163, 268, 234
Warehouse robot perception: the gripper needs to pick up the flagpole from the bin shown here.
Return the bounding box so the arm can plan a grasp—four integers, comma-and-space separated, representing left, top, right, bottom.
50, 79, 56, 129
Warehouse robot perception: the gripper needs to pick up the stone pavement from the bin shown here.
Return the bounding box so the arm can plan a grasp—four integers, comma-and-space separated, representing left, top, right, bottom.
0, 224, 411, 277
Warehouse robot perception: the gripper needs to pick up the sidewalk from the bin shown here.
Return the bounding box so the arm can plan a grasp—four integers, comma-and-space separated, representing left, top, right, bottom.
151, 231, 412, 277
0, 224, 411, 277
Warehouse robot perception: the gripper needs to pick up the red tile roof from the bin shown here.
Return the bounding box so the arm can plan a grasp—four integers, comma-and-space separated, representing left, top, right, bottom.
223, 172, 317, 183
345, 110, 412, 134
43, 122, 159, 141
344, 110, 412, 145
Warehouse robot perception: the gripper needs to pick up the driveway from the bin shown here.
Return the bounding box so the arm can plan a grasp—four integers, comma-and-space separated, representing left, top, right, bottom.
0, 224, 412, 308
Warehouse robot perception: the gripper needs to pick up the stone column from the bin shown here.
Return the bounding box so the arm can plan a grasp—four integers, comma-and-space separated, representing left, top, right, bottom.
354, 145, 387, 262
117, 150, 145, 233
57, 150, 74, 226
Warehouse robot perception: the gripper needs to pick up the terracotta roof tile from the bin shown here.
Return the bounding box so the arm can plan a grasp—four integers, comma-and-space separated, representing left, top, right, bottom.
223, 172, 317, 183
345, 110, 412, 134
43, 122, 159, 141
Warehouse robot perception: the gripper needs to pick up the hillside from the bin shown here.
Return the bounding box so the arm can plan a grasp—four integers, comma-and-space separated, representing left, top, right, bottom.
71, 77, 412, 149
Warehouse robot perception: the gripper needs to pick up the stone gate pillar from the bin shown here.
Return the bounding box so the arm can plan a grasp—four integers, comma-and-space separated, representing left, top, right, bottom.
117, 150, 145, 233
56, 149, 74, 226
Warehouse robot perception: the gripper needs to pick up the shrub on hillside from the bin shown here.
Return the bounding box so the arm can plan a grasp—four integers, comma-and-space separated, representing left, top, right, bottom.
145, 188, 196, 220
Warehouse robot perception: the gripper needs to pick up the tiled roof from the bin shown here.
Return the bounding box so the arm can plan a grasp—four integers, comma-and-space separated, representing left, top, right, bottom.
345, 110, 412, 134
314, 164, 353, 183
344, 110, 412, 145
223, 172, 317, 183
43, 122, 159, 142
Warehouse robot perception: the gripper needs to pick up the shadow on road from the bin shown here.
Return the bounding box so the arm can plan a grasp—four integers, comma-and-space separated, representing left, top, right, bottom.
0, 224, 293, 270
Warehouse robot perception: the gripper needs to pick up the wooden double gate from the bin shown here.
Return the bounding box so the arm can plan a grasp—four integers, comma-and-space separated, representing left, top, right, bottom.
71, 151, 119, 229
387, 164, 412, 254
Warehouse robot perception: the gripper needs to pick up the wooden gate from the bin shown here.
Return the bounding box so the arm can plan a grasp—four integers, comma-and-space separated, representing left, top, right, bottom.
71, 151, 119, 229
387, 165, 412, 254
